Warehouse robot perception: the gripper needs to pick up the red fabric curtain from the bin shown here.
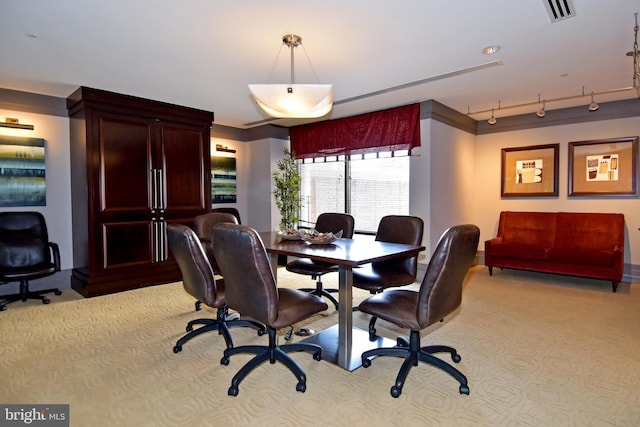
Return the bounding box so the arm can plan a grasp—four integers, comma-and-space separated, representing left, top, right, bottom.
289, 103, 421, 159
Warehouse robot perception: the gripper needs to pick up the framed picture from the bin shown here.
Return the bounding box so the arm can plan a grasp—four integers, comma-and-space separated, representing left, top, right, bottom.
501, 143, 559, 197
0, 135, 46, 207
568, 136, 638, 197
211, 155, 237, 204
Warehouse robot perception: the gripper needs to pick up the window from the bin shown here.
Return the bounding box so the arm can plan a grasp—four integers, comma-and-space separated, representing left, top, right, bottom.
299, 151, 410, 233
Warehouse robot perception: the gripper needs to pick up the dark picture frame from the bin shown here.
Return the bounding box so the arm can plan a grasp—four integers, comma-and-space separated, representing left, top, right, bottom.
568, 136, 638, 197
501, 143, 559, 197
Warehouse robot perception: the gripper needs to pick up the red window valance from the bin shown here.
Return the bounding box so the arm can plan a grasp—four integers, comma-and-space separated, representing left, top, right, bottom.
289, 103, 421, 159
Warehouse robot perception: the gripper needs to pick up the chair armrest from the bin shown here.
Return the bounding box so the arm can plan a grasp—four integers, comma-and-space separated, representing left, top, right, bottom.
48, 242, 61, 271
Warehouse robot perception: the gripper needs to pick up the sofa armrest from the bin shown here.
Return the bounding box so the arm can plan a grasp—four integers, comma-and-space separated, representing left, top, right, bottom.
485, 237, 504, 247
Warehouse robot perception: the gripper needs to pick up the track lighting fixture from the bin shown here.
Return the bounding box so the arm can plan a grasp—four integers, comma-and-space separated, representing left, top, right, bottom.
468, 13, 639, 123
588, 92, 599, 112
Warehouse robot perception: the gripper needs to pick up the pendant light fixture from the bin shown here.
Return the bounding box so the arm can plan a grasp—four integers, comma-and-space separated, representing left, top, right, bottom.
248, 34, 333, 118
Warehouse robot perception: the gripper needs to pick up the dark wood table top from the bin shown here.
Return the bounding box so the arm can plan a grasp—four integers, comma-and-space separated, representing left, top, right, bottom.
259, 231, 425, 267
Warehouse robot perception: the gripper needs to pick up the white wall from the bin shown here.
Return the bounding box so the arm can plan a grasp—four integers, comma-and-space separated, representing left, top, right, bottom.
244, 137, 288, 231
473, 117, 640, 266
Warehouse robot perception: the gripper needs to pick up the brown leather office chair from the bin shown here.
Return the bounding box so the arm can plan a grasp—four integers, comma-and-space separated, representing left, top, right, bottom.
166, 223, 264, 354
286, 212, 355, 310
0, 211, 62, 311
352, 215, 424, 313
359, 224, 480, 398
193, 212, 238, 274
211, 223, 329, 396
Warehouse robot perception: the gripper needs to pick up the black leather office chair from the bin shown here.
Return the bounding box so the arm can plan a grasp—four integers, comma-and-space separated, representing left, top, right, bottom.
167, 223, 264, 354
0, 211, 61, 311
211, 223, 328, 396
193, 212, 238, 275
286, 212, 354, 310
359, 224, 480, 398
352, 215, 424, 296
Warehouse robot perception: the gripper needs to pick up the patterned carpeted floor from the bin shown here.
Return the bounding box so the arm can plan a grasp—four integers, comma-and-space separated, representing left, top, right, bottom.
1, 266, 639, 427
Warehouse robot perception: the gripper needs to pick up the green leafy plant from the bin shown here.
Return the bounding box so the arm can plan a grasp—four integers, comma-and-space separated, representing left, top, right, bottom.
273, 148, 302, 231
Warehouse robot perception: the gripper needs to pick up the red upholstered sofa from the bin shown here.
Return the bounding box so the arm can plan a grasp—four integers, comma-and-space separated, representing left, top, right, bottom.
485, 211, 625, 292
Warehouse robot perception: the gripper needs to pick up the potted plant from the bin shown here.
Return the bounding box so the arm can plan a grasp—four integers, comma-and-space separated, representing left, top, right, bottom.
273, 148, 302, 231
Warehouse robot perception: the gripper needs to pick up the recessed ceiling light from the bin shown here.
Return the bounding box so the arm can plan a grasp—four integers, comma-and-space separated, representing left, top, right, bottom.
482, 46, 501, 55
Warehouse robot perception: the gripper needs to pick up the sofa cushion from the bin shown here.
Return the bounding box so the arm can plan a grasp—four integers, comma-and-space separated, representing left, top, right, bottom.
487, 243, 547, 261
546, 248, 614, 267
553, 212, 624, 251
499, 211, 555, 248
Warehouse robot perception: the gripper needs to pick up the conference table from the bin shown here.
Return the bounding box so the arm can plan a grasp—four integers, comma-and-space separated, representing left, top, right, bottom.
259, 231, 425, 371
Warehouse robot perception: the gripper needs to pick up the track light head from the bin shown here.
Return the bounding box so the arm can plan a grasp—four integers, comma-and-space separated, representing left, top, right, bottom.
536, 100, 546, 118
588, 92, 599, 111
488, 108, 497, 125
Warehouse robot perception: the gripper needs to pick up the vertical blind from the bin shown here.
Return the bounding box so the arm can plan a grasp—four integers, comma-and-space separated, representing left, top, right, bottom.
290, 103, 421, 159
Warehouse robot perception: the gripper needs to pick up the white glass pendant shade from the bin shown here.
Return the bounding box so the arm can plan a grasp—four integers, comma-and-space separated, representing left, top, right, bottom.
249, 84, 333, 118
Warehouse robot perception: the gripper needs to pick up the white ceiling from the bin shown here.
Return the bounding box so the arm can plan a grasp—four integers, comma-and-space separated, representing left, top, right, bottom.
1, 1, 638, 129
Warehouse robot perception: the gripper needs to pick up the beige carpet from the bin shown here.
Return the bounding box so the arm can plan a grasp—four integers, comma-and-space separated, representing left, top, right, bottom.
1, 266, 639, 427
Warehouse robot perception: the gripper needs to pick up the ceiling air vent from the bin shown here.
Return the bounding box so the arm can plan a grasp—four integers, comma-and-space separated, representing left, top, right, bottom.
543, 0, 576, 22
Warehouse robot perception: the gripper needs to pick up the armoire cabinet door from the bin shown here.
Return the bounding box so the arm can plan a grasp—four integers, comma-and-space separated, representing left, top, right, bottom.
159, 124, 209, 218
98, 115, 155, 270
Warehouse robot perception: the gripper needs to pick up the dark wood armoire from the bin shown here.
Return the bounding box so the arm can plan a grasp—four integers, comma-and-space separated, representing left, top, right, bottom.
67, 87, 213, 297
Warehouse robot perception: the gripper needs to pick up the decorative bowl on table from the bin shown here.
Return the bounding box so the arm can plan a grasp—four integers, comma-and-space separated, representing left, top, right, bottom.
299, 229, 343, 245
277, 229, 301, 240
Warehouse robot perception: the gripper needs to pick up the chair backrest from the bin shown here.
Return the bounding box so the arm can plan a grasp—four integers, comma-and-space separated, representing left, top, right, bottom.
193, 212, 238, 273
314, 213, 355, 238
212, 207, 241, 224
417, 224, 480, 328
372, 215, 424, 275
211, 223, 278, 327
193, 212, 238, 240
0, 211, 50, 268
167, 223, 222, 308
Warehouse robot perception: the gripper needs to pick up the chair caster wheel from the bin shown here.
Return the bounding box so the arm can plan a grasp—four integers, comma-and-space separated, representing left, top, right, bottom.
459, 385, 470, 395
173, 345, 182, 353
313, 352, 322, 361
221, 357, 229, 366
54, 290, 62, 295
390, 386, 402, 398
42, 298, 50, 304
296, 382, 306, 393
257, 328, 266, 336
186, 325, 193, 332
0, 306, 6, 311
452, 353, 461, 363
362, 358, 371, 368
228, 386, 238, 396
